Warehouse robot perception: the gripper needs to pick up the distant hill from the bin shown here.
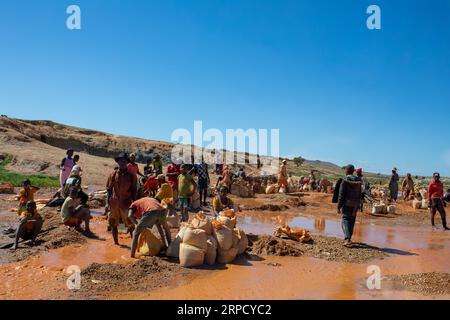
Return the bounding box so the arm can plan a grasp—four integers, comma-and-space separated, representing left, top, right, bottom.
0, 117, 395, 186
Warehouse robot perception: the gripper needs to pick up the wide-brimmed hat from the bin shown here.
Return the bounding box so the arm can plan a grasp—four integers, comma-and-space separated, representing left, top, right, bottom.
115, 152, 130, 163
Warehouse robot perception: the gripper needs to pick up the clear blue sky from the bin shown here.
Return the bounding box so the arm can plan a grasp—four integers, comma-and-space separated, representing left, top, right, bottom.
1, 0, 449, 176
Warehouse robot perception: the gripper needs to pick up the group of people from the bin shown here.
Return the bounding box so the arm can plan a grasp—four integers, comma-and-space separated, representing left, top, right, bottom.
335, 165, 449, 247
105, 152, 237, 257
12, 150, 449, 255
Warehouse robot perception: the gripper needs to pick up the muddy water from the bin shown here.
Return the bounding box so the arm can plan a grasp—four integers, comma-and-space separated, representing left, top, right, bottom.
1, 210, 449, 300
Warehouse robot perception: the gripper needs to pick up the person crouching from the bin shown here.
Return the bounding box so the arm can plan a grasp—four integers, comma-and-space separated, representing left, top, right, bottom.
128, 197, 170, 258
12, 201, 43, 250
60, 188, 92, 234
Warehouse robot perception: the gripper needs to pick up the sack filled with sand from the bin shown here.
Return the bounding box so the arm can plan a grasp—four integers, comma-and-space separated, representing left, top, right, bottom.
166, 226, 188, 258
216, 215, 237, 229
137, 228, 163, 257
205, 235, 218, 265
217, 247, 238, 264
212, 221, 233, 251
233, 228, 248, 255
179, 243, 205, 267
182, 227, 207, 251
190, 212, 213, 235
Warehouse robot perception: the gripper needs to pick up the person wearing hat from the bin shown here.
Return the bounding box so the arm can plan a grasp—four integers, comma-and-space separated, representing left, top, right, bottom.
278, 160, 289, 193
12, 201, 43, 250
106, 153, 137, 245
428, 172, 449, 230
60, 149, 75, 189
127, 153, 144, 177
17, 178, 40, 215
389, 167, 400, 203
212, 185, 235, 216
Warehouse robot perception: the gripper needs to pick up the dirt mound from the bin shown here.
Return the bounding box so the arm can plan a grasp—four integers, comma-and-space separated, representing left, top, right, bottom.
247, 234, 303, 256
6, 207, 87, 262
247, 234, 389, 263
383, 272, 450, 296
74, 257, 196, 298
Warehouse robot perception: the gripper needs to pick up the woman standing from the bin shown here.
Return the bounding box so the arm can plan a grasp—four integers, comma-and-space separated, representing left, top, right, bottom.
60, 149, 75, 189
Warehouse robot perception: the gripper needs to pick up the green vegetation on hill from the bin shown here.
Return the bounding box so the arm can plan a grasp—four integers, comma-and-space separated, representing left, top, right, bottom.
0, 156, 59, 187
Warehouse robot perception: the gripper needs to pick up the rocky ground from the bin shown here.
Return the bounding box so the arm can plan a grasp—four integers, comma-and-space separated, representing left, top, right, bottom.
383, 272, 450, 296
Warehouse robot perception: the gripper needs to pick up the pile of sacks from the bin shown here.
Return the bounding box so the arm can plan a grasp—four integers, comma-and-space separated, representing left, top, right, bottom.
230, 180, 254, 198
273, 225, 311, 243
372, 202, 396, 214
167, 211, 248, 267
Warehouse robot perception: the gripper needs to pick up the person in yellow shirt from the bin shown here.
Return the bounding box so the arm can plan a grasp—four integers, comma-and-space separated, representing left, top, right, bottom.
17, 179, 40, 215
212, 186, 235, 216
155, 174, 173, 204
13, 201, 43, 250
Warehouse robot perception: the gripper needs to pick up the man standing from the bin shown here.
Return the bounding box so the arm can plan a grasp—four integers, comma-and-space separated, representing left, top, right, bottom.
337, 165, 362, 247
278, 159, 289, 193
167, 159, 181, 203
428, 172, 449, 230
389, 167, 400, 203
402, 173, 415, 201
127, 153, 144, 177
128, 197, 169, 258
60, 149, 75, 190
195, 159, 210, 206
106, 153, 137, 245
152, 154, 163, 176
178, 164, 197, 222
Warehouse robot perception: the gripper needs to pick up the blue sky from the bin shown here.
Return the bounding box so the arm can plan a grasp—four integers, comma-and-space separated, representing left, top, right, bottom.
1, 0, 449, 176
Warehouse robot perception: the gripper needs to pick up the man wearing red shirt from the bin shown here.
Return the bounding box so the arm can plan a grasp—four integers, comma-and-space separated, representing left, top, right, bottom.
128, 197, 168, 258
427, 172, 449, 230
166, 160, 181, 201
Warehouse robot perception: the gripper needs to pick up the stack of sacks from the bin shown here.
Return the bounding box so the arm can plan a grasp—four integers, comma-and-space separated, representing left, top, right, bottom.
230, 181, 254, 198
213, 210, 248, 263
166, 223, 189, 258
190, 212, 217, 265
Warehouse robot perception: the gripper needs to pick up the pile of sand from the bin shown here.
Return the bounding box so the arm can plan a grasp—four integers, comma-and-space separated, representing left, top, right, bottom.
75, 257, 195, 298
383, 272, 450, 296
247, 234, 389, 263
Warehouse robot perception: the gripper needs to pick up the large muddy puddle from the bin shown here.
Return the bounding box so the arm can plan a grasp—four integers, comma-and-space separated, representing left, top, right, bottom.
1, 209, 449, 300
